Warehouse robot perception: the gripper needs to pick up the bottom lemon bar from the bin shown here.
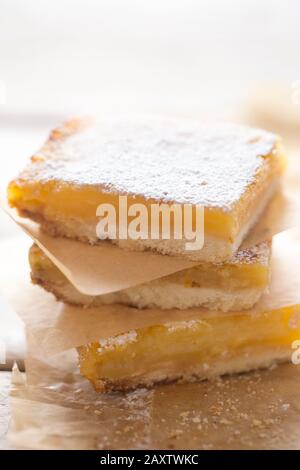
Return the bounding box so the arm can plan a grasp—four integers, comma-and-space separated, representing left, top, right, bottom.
78, 306, 300, 392
29, 241, 271, 312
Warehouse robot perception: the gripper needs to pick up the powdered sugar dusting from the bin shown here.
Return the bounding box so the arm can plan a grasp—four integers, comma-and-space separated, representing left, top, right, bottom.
229, 241, 271, 266
97, 330, 137, 352
166, 319, 201, 333
18, 117, 277, 211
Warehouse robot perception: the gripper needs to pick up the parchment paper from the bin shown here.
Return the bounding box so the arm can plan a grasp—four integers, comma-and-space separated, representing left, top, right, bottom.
2, 115, 300, 450
9, 352, 300, 449
2, 185, 300, 297
0, 230, 300, 358
1, 231, 300, 449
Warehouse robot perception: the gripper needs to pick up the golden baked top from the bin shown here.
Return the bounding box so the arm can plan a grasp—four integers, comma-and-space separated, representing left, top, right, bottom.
12, 117, 279, 211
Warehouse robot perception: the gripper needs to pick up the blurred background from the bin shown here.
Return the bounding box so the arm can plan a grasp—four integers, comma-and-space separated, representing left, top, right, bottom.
0, 0, 300, 362
1, 0, 300, 117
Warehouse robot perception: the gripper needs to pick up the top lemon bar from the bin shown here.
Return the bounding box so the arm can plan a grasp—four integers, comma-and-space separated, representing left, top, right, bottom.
8, 117, 285, 262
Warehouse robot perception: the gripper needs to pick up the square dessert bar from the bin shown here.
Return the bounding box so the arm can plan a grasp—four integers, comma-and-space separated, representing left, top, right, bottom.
29, 241, 271, 312
8, 117, 285, 262
78, 305, 300, 392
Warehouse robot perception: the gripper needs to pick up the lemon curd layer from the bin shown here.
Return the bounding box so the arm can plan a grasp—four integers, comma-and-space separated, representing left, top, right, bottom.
8, 118, 285, 261
78, 306, 300, 392
29, 240, 271, 311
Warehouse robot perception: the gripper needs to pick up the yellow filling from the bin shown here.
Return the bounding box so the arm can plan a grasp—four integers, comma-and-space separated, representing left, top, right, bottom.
29, 243, 270, 292
179, 260, 269, 290
78, 306, 300, 391
7, 146, 285, 241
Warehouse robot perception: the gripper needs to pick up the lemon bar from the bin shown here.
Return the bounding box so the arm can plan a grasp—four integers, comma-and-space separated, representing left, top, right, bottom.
8, 117, 285, 262
29, 241, 271, 312
78, 306, 300, 392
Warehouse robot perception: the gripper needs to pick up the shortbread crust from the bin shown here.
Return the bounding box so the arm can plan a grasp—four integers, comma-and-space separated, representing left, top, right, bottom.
29, 240, 271, 311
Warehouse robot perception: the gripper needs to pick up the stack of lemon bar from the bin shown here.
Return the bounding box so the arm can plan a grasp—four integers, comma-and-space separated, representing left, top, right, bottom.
8, 117, 295, 392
